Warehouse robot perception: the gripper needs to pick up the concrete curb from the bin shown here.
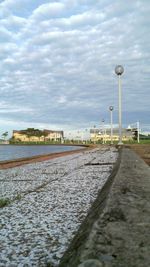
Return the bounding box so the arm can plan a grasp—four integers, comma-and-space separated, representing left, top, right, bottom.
59, 148, 122, 267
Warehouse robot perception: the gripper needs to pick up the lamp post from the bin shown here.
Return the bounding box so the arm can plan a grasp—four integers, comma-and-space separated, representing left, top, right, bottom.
85, 129, 88, 144
93, 125, 96, 144
81, 130, 84, 143
109, 106, 114, 144
137, 121, 140, 143
102, 119, 105, 144
115, 65, 124, 145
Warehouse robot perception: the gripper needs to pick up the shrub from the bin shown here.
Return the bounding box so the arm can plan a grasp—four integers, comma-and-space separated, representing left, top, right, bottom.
0, 198, 10, 208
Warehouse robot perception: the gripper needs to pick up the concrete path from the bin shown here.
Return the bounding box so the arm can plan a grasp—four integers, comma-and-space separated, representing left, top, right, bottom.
59, 147, 150, 267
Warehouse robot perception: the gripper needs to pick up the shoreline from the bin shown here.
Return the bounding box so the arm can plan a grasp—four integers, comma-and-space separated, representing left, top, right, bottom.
0, 146, 91, 169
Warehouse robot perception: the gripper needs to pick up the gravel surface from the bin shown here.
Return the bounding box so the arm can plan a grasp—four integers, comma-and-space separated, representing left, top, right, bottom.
0, 147, 118, 267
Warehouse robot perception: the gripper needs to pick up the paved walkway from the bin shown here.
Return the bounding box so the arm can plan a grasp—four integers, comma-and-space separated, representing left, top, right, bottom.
59, 148, 150, 267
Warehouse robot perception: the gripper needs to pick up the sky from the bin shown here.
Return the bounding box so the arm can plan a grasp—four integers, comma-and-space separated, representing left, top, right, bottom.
0, 0, 150, 137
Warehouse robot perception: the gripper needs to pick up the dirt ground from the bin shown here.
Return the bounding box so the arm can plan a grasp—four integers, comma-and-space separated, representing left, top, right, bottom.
125, 144, 150, 166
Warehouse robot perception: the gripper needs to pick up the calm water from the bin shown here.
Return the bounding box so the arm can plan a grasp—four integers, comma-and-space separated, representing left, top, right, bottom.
0, 145, 84, 161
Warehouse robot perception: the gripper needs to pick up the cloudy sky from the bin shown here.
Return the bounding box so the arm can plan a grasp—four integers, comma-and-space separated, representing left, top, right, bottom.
0, 0, 149, 137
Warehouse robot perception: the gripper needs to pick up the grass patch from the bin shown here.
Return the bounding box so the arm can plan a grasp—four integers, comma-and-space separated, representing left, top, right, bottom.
0, 198, 10, 208
46, 263, 54, 267
15, 194, 22, 201
0, 194, 21, 208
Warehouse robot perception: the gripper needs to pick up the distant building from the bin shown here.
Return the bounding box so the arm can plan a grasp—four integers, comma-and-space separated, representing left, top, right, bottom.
90, 128, 135, 143
12, 129, 64, 142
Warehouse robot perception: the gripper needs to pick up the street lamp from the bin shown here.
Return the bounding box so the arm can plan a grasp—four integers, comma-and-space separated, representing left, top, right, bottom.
102, 119, 105, 144
109, 106, 114, 144
115, 65, 124, 145
137, 121, 140, 144
84, 129, 88, 144
93, 125, 96, 144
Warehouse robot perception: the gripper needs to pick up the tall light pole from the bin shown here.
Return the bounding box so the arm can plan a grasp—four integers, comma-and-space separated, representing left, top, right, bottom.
85, 129, 88, 144
115, 65, 124, 145
137, 121, 140, 143
93, 125, 96, 144
109, 106, 114, 145
102, 119, 105, 144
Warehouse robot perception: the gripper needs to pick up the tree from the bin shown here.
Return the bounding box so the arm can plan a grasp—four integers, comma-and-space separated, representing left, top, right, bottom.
42, 130, 49, 142
25, 129, 35, 141
34, 129, 43, 141
1, 131, 8, 140
24, 128, 44, 142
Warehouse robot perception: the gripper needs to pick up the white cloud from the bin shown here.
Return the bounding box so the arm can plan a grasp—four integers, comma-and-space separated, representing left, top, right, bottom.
0, 101, 33, 111
0, 0, 32, 15
0, 0, 149, 136
1, 15, 27, 29
0, 26, 13, 42
67, 10, 106, 26
57, 95, 67, 104
32, 2, 65, 20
